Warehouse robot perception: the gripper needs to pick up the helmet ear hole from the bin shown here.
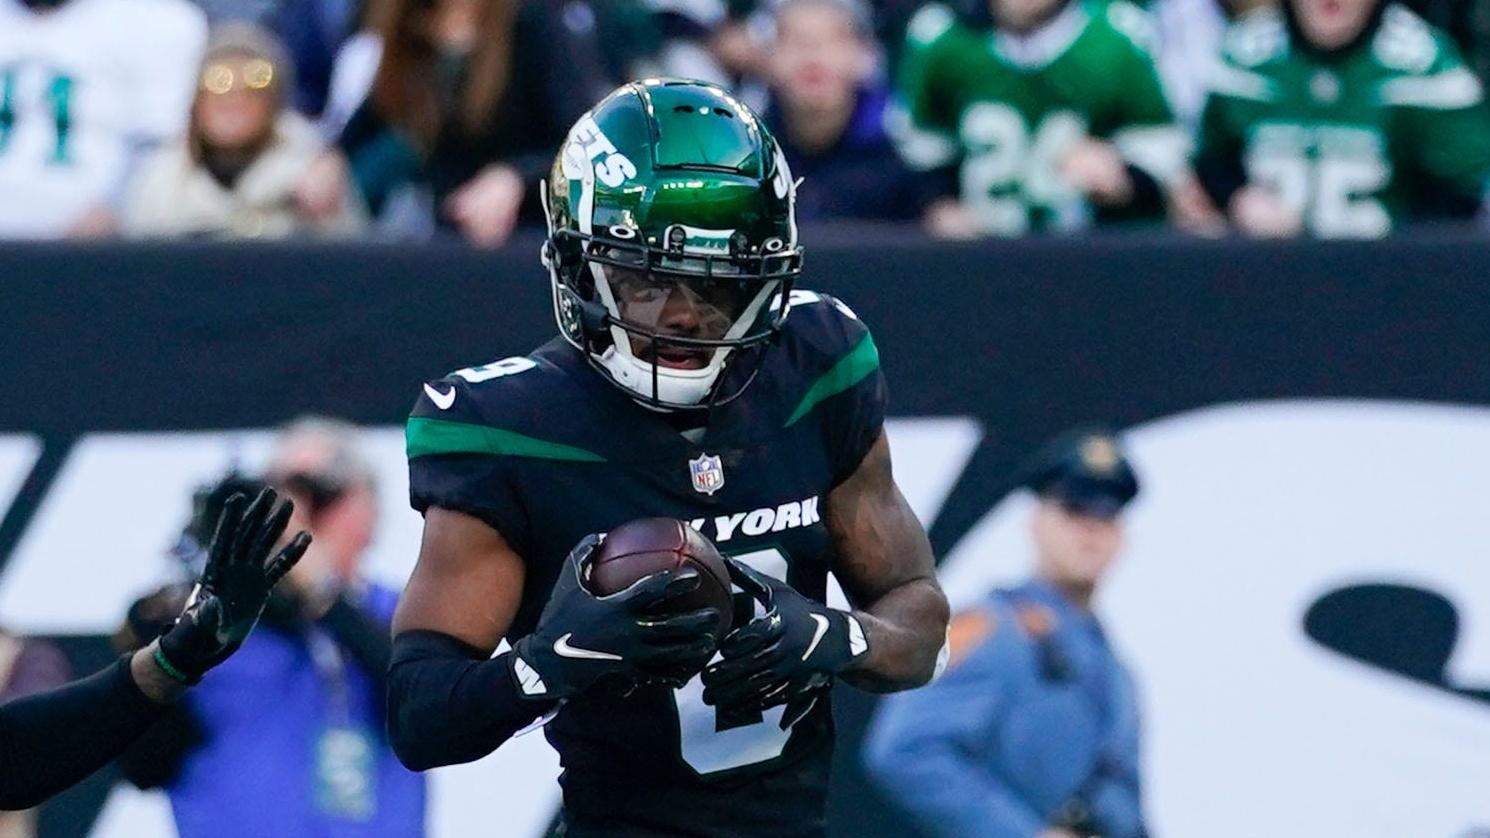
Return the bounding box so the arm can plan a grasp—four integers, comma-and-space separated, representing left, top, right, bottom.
578, 298, 609, 333
551, 231, 585, 273
571, 259, 598, 301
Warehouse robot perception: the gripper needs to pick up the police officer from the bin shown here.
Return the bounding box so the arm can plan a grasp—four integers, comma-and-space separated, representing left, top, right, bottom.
863, 430, 1146, 838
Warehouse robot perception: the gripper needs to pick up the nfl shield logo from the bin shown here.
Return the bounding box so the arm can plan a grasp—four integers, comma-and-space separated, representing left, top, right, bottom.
689, 454, 725, 496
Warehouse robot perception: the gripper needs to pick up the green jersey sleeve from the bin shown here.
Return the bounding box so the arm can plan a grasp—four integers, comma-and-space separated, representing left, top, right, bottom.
1388, 37, 1490, 202
890, 3, 963, 173
1099, 2, 1189, 186
1192, 93, 1249, 204
1190, 9, 1285, 204
406, 373, 534, 545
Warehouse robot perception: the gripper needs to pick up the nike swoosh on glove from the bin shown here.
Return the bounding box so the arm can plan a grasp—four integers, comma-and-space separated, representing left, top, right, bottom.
700, 557, 870, 729
510, 534, 721, 701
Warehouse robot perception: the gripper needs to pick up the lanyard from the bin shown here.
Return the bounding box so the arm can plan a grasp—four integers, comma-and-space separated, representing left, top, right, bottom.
306, 628, 352, 727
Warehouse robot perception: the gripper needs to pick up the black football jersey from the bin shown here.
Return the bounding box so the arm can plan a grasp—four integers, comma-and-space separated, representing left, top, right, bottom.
405, 291, 886, 837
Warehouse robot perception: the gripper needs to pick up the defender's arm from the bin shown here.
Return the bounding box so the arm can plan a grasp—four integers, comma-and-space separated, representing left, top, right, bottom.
828, 432, 949, 692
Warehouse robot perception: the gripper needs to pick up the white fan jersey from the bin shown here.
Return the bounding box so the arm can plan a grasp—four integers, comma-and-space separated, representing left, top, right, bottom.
0, 0, 205, 238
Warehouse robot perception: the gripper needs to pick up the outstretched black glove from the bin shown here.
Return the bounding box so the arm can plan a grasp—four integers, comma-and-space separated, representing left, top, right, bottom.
509, 534, 721, 701
701, 558, 870, 729
155, 488, 311, 685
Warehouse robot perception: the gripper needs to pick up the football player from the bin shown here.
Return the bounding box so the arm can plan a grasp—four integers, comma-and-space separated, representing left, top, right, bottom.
388, 79, 950, 836
890, 0, 1194, 237
1193, 0, 1490, 238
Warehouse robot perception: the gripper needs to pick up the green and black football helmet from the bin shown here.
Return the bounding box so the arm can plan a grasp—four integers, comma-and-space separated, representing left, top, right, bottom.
543, 79, 803, 411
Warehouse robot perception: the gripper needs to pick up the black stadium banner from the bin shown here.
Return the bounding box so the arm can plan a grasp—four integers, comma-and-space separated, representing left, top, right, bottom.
2, 228, 1489, 837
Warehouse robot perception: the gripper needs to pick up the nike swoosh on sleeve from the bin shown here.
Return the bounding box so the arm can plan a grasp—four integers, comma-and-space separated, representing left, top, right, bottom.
423, 383, 456, 410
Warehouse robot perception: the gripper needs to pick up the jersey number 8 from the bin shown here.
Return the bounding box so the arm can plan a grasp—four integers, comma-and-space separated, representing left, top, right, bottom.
670, 547, 802, 776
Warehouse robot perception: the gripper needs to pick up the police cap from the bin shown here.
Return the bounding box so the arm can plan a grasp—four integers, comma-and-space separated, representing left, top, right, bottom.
1023, 429, 1140, 519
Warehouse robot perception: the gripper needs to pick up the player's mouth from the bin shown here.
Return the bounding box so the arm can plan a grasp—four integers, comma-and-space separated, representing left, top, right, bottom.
630, 333, 717, 370
652, 345, 711, 370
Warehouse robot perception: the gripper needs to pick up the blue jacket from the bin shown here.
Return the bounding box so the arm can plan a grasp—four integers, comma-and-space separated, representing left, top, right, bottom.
864, 581, 1145, 838
167, 584, 426, 838
764, 87, 938, 223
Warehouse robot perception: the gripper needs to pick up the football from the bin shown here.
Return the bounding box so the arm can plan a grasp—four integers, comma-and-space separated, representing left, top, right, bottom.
588, 517, 735, 643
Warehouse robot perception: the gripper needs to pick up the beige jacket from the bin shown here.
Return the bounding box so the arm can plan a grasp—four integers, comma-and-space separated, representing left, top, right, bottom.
125, 112, 364, 239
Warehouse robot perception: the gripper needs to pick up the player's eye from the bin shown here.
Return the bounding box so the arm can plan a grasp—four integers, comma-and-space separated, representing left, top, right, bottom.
629, 287, 669, 305
611, 271, 670, 303
695, 280, 743, 311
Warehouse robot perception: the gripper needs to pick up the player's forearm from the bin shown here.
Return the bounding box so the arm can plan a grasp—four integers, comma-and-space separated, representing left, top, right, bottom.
130, 642, 189, 704
0, 655, 169, 809
842, 577, 948, 692
387, 630, 557, 771
827, 437, 950, 692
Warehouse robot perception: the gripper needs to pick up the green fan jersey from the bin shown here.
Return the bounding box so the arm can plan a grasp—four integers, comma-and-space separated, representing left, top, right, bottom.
891, 0, 1186, 235
1195, 4, 1490, 238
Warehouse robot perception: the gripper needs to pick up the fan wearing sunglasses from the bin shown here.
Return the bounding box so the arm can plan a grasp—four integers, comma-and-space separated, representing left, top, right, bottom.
122, 23, 365, 239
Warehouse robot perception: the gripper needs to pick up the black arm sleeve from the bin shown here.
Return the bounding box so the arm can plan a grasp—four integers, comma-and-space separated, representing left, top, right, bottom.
0, 656, 168, 810
387, 630, 558, 772
115, 704, 203, 790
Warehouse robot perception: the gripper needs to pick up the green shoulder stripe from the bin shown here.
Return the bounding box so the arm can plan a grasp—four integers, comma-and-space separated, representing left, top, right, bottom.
406, 417, 606, 462
785, 332, 881, 427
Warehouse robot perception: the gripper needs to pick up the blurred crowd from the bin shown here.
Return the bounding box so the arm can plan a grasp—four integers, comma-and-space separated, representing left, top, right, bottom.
2, 0, 1490, 244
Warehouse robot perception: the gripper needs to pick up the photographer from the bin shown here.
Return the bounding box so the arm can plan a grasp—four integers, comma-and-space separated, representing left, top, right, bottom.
117, 418, 424, 838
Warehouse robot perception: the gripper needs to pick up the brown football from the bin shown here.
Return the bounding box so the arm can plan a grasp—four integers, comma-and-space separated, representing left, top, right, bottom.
588, 517, 734, 643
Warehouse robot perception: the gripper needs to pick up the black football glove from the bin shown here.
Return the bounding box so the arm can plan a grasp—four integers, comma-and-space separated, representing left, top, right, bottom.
509, 534, 722, 701
701, 558, 871, 729
155, 488, 312, 684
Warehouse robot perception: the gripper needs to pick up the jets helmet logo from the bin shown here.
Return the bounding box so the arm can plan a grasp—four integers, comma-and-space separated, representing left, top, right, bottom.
689, 454, 725, 496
